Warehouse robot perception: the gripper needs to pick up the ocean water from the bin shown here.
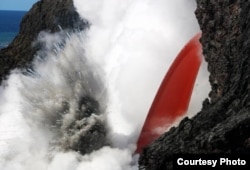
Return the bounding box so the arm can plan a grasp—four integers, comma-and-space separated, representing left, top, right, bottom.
0, 10, 26, 49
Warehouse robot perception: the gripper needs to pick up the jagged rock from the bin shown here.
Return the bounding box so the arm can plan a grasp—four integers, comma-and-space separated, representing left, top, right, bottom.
0, 0, 88, 83
139, 0, 250, 169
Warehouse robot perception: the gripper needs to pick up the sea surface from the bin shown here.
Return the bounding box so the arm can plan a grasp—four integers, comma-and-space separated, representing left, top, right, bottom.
0, 10, 26, 49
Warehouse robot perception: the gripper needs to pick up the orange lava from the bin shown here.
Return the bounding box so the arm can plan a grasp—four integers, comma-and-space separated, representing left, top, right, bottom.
136, 33, 202, 153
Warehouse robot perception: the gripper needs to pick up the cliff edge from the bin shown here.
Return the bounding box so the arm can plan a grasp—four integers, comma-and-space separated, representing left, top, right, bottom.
139, 0, 250, 169
0, 0, 249, 169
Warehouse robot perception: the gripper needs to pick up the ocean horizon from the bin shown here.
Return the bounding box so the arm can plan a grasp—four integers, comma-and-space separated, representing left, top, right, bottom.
0, 10, 26, 49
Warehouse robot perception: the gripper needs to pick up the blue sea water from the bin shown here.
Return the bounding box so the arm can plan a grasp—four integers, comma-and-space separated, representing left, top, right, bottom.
0, 10, 26, 49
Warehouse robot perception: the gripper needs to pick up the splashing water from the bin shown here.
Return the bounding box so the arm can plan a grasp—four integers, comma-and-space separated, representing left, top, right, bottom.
0, 0, 209, 169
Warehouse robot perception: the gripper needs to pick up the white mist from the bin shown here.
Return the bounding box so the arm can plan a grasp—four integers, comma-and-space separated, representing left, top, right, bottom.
0, 0, 209, 170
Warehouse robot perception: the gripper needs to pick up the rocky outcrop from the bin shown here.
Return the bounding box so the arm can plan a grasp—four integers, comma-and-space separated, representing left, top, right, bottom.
0, 0, 88, 83
139, 0, 250, 169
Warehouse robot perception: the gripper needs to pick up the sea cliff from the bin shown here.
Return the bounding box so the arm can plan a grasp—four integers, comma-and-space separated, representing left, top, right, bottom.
0, 0, 249, 169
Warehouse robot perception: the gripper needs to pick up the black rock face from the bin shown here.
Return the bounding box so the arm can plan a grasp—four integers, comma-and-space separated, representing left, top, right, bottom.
139, 0, 250, 169
0, 0, 88, 83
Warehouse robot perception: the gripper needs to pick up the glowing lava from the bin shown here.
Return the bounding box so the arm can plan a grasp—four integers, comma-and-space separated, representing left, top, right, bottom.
136, 33, 202, 153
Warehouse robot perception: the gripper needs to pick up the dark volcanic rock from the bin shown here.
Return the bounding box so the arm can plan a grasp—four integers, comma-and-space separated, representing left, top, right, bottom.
139, 0, 250, 169
0, 0, 88, 83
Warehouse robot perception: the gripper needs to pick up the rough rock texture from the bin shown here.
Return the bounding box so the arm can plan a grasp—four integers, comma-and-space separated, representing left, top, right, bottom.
139, 0, 250, 169
0, 0, 88, 83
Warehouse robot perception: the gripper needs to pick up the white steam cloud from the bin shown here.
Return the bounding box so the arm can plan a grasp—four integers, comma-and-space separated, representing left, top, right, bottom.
0, 0, 209, 170
73, 0, 208, 144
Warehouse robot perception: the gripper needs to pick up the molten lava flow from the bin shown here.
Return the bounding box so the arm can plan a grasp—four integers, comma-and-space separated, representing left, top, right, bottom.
136, 33, 202, 153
